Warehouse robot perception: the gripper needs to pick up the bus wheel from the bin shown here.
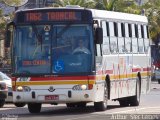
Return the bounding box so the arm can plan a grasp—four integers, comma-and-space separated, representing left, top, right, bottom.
14, 103, 26, 107
28, 103, 41, 113
130, 78, 141, 106
158, 79, 160, 84
94, 82, 108, 111
0, 99, 5, 108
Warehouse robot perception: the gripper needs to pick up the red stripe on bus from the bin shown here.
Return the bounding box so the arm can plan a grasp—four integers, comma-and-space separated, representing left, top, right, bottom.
97, 70, 113, 75
17, 76, 96, 81
132, 68, 141, 72
105, 70, 113, 74
143, 67, 151, 71
97, 71, 103, 74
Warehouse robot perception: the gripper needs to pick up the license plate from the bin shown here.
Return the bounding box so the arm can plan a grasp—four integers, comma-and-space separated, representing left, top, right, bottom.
45, 95, 59, 100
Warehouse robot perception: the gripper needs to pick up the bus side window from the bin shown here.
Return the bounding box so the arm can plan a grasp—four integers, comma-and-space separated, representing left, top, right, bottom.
128, 24, 132, 38
109, 22, 118, 53
117, 22, 125, 53
101, 21, 110, 55
143, 25, 150, 53
124, 23, 132, 53
132, 24, 138, 53
121, 23, 125, 37
138, 24, 144, 53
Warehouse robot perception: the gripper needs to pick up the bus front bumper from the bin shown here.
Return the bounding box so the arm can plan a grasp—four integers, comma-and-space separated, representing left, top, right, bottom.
12, 89, 95, 103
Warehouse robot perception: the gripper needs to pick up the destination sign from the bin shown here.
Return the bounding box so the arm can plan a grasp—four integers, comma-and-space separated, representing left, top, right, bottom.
26, 12, 80, 22
15, 9, 92, 23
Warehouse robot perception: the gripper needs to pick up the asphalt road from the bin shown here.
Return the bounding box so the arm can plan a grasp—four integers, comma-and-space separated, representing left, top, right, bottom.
0, 81, 160, 120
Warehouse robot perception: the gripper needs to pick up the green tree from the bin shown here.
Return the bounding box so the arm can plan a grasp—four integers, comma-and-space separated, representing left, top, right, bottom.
3, 0, 22, 6
94, 0, 117, 10
141, 0, 160, 42
0, 9, 5, 40
114, 0, 141, 14
93, 0, 141, 14
0, 0, 13, 40
53, 0, 95, 8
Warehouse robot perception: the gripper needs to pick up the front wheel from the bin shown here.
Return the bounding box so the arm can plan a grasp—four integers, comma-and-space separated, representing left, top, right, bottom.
94, 82, 108, 111
28, 103, 41, 113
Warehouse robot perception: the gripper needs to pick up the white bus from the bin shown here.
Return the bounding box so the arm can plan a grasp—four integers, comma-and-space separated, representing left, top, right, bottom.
6, 6, 151, 113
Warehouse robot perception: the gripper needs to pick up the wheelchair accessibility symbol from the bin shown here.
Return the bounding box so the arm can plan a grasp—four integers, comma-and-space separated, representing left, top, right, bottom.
54, 60, 64, 72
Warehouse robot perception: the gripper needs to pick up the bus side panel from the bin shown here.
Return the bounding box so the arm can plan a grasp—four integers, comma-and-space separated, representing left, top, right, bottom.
132, 54, 150, 94
118, 54, 133, 98
102, 55, 119, 100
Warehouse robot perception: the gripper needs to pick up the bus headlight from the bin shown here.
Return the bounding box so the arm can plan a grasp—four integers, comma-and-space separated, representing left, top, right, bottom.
81, 85, 87, 90
17, 86, 23, 92
17, 86, 31, 92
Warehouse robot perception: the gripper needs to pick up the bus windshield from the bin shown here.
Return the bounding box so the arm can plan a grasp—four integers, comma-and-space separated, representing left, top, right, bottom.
13, 24, 94, 75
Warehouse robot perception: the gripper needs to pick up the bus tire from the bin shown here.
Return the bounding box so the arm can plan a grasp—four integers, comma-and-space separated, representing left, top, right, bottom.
94, 82, 108, 111
158, 79, 160, 84
130, 77, 141, 106
0, 99, 5, 108
28, 103, 41, 113
14, 103, 26, 107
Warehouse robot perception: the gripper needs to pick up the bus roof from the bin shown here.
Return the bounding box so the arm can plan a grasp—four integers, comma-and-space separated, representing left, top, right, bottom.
90, 9, 148, 23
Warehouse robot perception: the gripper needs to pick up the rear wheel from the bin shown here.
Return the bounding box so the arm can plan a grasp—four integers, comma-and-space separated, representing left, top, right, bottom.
0, 99, 5, 108
28, 103, 41, 113
94, 82, 108, 111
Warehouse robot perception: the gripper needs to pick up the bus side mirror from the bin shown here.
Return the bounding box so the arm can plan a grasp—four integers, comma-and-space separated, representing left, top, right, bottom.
95, 27, 103, 44
5, 29, 11, 48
